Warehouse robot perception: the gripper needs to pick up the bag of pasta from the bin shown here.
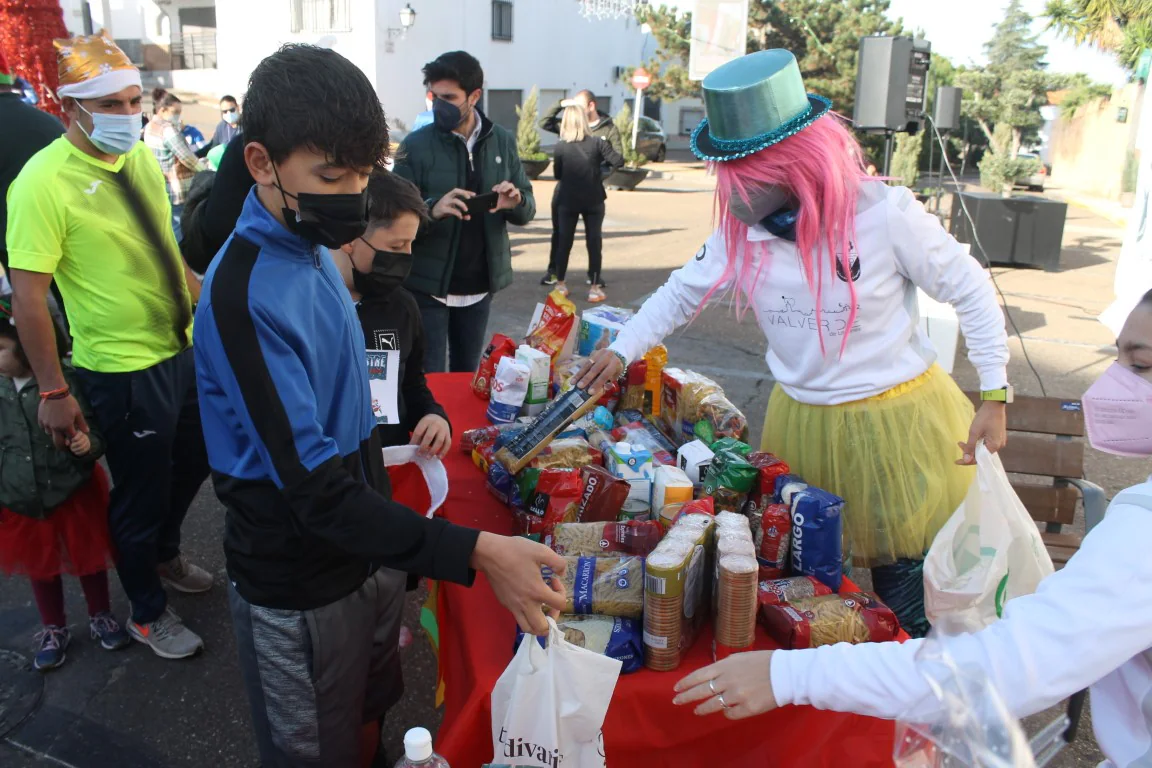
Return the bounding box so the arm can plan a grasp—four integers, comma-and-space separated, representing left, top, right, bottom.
759, 591, 899, 649
515, 614, 645, 674
692, 391, 749, 445
757, 575, 833, 608
531, 437, 602, 470
550, 520, 663, 558
560, 556, 644, 618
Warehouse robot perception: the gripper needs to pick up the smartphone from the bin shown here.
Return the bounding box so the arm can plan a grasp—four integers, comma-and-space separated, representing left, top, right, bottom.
465, 191, 500, 216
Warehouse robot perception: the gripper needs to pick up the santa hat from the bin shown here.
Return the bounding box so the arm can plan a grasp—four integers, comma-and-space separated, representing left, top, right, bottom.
54, 30, 140, 100
381, 446, 448, 518
0, 49, 12, 88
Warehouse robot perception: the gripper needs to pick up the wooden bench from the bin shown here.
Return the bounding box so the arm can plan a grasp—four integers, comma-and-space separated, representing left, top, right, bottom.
964, 392, 1107, 568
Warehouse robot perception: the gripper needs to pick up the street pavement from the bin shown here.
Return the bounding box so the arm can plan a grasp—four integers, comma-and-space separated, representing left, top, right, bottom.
0, 146, 1132, 766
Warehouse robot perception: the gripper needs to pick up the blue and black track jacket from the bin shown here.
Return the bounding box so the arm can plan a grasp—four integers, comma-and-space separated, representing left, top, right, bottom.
194, 189, 479, 610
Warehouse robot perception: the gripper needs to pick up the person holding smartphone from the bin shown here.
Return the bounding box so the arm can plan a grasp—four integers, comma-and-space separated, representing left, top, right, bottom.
394, 51, 536, 373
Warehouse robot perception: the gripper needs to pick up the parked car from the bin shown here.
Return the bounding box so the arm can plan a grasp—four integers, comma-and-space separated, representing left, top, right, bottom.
635, 116, 667, 162
1015, 152, 1048, 191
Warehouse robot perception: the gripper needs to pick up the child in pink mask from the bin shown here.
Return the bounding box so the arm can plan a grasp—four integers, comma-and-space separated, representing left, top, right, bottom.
673, 288, 1152, 768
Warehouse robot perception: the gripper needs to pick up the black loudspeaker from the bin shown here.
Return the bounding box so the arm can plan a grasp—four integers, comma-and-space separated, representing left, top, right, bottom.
853, 36, 913, 131
904, 40, 932, 130
934, 86, 963, 131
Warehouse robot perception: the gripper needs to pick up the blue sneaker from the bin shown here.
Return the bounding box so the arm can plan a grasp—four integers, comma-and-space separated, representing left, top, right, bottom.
89, 611, 130, 651
33, 625, 70, 671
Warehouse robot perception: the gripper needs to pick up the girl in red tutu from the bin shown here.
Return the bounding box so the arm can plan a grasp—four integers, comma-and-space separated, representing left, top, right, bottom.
0, 299, 129, 670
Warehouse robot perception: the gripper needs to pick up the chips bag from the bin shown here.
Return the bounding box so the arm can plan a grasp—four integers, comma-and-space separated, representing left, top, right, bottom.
759, 592, 899, 649
789, 488, 844, 591
702, 450, 758, 513
518, 468, 583, 539
526, 289, 577, 361
472, 334, 517, 399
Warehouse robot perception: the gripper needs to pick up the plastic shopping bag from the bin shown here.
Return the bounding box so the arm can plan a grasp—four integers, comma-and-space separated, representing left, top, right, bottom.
380, 445, 449, 518
924, 444, 1054, 630
491, 617, 622, 767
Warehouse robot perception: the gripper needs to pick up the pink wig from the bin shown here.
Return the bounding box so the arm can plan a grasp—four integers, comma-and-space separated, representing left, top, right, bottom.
708, 114, 872, 355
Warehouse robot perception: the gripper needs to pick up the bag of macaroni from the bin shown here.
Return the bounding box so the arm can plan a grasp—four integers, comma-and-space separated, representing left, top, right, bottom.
491, 617, 622, 768
759, 592, 898, 649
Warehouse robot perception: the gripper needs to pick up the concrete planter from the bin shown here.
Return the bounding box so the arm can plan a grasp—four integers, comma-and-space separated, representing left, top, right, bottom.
605, 167, 650, 191
521, 158, 550, 180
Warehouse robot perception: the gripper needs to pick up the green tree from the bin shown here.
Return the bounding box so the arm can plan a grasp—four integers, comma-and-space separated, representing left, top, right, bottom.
958, 0, 1058, 190
891, 131, 925, 186
1045, 0, 1152, 69
515, 86, 546, 161
614, 102, 649, 167
631, 0, 903, 117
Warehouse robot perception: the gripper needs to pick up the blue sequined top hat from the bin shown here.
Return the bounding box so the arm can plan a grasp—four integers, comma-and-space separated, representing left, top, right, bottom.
691, 49, 832, 162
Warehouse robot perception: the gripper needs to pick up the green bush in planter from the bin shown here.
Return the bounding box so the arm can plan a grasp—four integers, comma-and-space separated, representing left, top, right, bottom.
515, 86, 547, 162
613, 103, 649, 168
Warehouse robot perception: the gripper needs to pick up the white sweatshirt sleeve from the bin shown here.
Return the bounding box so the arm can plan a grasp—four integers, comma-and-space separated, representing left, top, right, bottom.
608, 231, 734, 364
886, 187, 1010, 392
771, 496, 1152, 721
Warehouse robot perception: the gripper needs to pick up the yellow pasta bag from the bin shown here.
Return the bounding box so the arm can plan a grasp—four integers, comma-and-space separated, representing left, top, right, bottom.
758, 592, 899, 649
560, 556, 644, 618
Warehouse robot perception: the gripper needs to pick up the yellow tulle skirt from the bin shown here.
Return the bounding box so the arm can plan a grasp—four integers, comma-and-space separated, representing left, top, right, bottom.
762, 365, 975, 567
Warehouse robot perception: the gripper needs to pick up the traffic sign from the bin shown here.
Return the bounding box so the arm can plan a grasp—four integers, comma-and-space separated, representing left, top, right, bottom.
631, 67, 652, 90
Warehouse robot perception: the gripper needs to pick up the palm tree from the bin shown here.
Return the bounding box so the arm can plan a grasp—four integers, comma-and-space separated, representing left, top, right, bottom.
1044, 0, 1152, 68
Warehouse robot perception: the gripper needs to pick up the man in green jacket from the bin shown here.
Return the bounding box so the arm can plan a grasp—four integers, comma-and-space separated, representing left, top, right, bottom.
394, 51, 536, 373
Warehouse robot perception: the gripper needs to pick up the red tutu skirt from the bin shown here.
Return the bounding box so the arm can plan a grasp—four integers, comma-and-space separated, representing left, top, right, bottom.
0, 464, 114, 580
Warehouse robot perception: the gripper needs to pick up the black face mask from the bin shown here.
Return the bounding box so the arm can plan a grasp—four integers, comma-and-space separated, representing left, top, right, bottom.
351, 240, 414, 298
432, 98, 464, 133
272, 165, 369, 248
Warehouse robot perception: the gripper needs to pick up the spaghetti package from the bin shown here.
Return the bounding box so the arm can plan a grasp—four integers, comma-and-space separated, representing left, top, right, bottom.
525, 289, 577, 361
561, 556, 644, 618
515, 615, 644, 674
621, 360, 647, 412
472, 334, 517, 399
692, 391, 749, 445
530, 437, 602, 470
643, 514, 715, 671
660, 369, 722, 443
576, 465, 630, 524
759, 592, 899, 649
550, 520, 664, 558
757, 503, 792, 579
757, 575, 833, 608
789, 488, 845, 591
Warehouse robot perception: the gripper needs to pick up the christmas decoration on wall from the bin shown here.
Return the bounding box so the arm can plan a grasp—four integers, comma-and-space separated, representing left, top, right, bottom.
0, 0, 69, 118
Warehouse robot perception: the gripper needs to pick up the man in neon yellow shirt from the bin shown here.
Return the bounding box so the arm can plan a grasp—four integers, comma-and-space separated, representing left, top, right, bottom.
5, 32, 210, 660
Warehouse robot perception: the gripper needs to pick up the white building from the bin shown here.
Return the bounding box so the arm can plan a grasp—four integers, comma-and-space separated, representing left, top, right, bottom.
55, 0, 704, 145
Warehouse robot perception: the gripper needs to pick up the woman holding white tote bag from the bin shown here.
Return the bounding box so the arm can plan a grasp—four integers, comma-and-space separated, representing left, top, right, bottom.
671, 290, 1152, 768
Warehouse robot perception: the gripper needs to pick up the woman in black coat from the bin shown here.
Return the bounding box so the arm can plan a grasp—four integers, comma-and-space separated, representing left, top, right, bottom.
551, 104, 624, 302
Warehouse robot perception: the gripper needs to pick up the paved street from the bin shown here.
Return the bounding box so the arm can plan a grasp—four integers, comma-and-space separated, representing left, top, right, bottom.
0, 145, 1133, 766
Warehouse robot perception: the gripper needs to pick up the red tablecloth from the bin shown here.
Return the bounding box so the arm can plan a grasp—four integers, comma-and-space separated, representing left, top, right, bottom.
427, 373, 898, 768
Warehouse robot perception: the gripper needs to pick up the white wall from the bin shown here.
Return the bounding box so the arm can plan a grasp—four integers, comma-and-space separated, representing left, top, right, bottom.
215, 0, 379, 97
57, 0, 216, 44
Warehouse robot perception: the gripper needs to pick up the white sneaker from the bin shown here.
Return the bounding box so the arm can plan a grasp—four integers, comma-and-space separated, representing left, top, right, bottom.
158, 555, 213, 594
128, 607, 204, 660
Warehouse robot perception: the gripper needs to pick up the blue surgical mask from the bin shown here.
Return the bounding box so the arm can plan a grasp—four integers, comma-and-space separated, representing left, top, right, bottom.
77, 103, 141, 156
223, 110, 240, 125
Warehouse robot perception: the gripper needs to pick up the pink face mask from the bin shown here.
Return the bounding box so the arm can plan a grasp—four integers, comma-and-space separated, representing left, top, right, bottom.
1083, 362, 1152, 457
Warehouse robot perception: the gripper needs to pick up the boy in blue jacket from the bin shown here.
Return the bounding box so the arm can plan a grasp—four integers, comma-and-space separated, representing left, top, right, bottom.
193, 44, 565, 767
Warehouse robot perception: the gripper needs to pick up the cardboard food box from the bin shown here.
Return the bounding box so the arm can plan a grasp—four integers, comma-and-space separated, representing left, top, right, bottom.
677, 440, 715, 487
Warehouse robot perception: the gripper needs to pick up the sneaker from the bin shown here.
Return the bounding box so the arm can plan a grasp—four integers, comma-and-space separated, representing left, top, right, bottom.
128, 607, 204, 660
587, 276, 607, 288
554, 281, 569, 297
539, 273, 558, 286
158, 554, 213, 594
89, 611, 131, 651
588, 285, 606, 303
33, 625, 70, 671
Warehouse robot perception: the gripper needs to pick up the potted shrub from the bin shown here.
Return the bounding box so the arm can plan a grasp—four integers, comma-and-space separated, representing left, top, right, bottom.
605, 102, 650, 191
516, 86, 550, 180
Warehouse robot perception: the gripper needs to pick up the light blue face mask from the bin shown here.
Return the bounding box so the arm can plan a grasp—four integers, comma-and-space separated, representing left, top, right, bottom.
77, 103, 141, 156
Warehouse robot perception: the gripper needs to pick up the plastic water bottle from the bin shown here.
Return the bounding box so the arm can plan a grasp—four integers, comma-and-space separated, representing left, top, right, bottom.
394, 727, 450, 768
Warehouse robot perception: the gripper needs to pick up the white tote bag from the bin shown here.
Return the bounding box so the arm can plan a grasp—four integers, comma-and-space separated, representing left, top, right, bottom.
924, 444, 1054, 631
491, 617, 622, 767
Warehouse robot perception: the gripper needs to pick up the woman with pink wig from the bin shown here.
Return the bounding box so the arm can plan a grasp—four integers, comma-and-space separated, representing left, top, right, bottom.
578, 50, 1010, 638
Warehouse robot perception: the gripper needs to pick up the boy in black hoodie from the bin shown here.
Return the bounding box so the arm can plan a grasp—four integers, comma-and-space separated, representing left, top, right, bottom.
334, 170, 452, 456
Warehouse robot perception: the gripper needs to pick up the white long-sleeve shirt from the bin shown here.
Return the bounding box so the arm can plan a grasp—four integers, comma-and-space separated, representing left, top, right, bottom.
772, 482, 1152, 768
608, 182, 1009, 405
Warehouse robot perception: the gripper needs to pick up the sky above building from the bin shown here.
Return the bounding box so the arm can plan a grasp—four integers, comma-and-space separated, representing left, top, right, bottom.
886, 0, 1129, 83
